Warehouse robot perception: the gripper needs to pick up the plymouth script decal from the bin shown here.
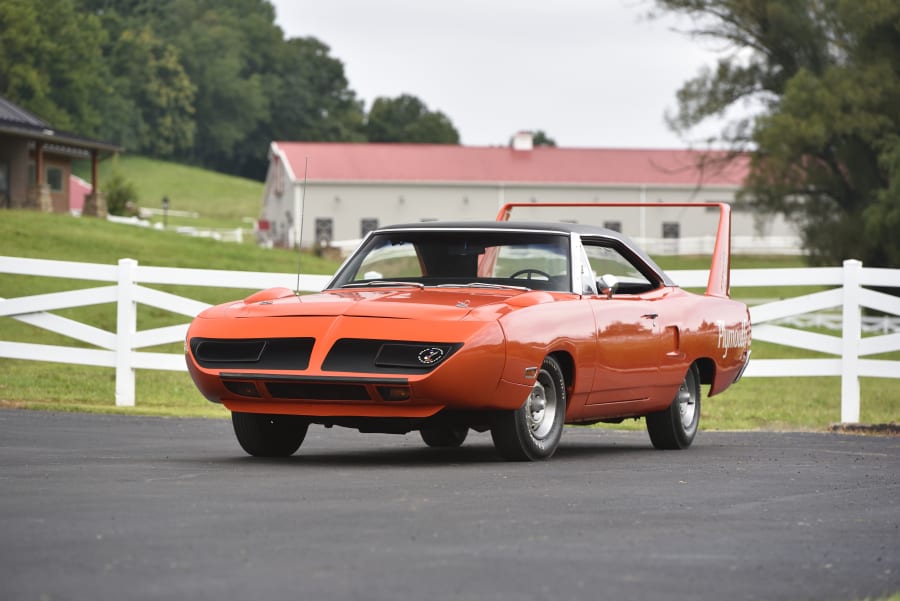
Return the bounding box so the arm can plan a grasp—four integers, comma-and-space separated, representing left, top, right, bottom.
716, 319, 750, 358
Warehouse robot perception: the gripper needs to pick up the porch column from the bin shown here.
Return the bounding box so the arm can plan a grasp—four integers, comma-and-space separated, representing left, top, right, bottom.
82, 149, 107, 218
27, 141, 52, 212
91, 149, 99, 192
34, 141, 43, 186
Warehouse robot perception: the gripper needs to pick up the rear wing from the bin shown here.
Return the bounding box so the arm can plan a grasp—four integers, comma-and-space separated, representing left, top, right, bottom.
496, 202, 733, 298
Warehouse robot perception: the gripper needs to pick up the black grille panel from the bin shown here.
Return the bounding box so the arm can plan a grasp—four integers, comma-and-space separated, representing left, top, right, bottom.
323, 339, 461, 374
191, 337, 314, 370
265, 381, 371, 401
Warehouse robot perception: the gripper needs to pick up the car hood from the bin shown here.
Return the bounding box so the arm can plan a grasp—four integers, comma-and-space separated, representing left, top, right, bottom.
198, 287, 557, 321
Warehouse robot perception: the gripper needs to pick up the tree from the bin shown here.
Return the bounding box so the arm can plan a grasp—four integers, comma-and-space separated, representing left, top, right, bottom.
7, 0, 447, 178
0, 0, 110, 134
139, 0, 365, 177
277, 38, 365, 143
98, 24, 196, 156
653, 0, 900, 267
235, 36, 366, 178
365, 94, 460, 144
533, 130, 557, 147
171, 2, 271, 171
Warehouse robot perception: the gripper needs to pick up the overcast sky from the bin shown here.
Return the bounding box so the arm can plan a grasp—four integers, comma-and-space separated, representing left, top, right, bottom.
269, 0, 729, 149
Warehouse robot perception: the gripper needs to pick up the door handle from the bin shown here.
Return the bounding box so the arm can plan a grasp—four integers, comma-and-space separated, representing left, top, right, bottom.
642, 313, 658, 320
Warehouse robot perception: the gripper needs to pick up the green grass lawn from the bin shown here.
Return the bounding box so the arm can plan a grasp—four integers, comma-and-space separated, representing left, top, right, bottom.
0, 209, 340, 418
73, 155, 264, 230
1, 207, 897, 428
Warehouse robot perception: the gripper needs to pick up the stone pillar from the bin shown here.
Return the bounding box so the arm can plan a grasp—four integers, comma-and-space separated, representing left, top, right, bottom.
83, 191, 108, 218
26, 184, 53, 212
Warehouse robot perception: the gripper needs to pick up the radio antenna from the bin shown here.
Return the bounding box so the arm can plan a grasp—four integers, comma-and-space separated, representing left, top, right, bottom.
295, 156, 309, 295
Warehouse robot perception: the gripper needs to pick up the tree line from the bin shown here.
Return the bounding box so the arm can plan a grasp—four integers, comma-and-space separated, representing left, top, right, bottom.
654, 0, 900, 268
0, 0, 460, 179
2, 0, 897, 267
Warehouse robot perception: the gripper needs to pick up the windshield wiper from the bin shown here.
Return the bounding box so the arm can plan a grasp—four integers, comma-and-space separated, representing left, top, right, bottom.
341, 281, 426, 289
436, 282, 531, 291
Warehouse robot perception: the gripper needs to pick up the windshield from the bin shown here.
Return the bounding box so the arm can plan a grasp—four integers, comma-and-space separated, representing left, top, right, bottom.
329, 230, 572, 292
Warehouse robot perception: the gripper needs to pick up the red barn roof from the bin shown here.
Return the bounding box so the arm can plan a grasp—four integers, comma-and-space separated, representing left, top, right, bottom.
273, 142, 748, 187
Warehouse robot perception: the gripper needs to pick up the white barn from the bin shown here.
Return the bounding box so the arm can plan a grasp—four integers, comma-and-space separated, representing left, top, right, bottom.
258, 133, 797, 255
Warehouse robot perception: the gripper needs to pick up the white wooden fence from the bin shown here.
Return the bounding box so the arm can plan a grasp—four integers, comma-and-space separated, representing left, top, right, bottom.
0, 256, 330, 407
672, 260, 900, 422
1, 256, 898, 423
636, 234, 803, 256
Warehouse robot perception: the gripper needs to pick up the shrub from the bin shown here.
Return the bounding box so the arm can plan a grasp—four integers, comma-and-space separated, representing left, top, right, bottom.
103, 172, 139, 216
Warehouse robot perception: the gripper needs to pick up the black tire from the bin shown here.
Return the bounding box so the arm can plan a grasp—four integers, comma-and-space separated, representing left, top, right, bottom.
490, 355, 567, 461
420, 425, 469, 448
646, 363, 701, 450
231, 411, 309, 457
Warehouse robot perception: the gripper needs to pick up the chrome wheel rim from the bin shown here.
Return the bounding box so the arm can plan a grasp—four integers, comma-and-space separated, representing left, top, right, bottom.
526, 369, 558, 439
678, 372, 698, 431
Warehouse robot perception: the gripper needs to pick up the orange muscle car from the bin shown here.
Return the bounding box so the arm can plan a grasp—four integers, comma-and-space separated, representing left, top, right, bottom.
185, 203, 750, 460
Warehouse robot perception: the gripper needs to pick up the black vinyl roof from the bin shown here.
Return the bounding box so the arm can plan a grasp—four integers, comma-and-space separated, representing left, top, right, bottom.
380, 220, 620, 236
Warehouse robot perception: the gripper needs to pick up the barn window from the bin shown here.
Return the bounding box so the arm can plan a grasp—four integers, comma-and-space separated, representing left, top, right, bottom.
361, 218, 378, 237
662, 222, 680, 255
315, 218, 334, 245
662, 222, 680, 239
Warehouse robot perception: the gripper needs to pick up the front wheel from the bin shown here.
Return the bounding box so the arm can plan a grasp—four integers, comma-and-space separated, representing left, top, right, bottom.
646, 363, 701, 450
232, 411, 309, 457
490, 356, 567, 461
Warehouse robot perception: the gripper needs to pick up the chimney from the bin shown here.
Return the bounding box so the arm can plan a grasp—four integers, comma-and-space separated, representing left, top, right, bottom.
511, 131, 534, 151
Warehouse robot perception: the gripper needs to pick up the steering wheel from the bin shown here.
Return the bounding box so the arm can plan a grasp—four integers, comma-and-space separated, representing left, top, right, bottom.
509, 268, 552, 281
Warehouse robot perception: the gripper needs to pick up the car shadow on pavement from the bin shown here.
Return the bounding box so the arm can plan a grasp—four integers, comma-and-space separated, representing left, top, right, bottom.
187, 438, 655, 468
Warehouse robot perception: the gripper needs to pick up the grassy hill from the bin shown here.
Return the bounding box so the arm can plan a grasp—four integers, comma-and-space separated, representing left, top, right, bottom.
0, 208, 337, 273
73, 155, 264, 229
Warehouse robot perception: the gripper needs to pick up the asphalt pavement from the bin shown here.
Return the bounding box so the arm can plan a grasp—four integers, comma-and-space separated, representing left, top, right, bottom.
1, 408, 898, 601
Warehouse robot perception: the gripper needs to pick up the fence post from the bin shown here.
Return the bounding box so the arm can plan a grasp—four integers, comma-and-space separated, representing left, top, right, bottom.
840, 259, 862, 423
115, 258, 138, 407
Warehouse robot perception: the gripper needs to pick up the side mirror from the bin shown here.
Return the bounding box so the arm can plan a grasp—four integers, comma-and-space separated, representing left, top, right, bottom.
597, 274, 619, 299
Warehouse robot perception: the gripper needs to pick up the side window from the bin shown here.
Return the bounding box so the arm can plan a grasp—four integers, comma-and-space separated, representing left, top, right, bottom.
576, 242, 597, 295
491, 242, 570, 291
493, 244, 567, 278
583, 243, 654, 295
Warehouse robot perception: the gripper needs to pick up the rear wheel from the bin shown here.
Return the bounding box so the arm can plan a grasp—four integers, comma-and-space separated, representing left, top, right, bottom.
420, 425, 469, 448
646, 363, 701, 450
490, 355, 567, 461
231, 411, 309, 457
